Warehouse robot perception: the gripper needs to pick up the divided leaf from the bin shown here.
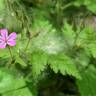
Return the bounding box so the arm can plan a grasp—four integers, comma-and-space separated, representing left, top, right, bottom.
62, 22, 76, 47
30, 50, 48, 77
77, 65, 96, 96
31, 19, 64, 54
49, 54, 81, 79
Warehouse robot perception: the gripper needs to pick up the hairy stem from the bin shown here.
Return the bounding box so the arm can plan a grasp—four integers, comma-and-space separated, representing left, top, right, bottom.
24, 37, 31, 51
24, 31, 40, 51
61, 3, 73, 10
6, 46, 13, 68
8, 46, 13, 60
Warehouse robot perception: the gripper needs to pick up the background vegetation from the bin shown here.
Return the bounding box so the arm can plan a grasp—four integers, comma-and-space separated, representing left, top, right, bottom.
0, 0, 96, 96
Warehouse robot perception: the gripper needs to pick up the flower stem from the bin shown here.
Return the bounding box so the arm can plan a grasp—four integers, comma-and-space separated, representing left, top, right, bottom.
24, 31, 40, 51
61, 3, 73, 10
6, 46, 13, 68
24, 37, 31, 51
8, 46, 13, 60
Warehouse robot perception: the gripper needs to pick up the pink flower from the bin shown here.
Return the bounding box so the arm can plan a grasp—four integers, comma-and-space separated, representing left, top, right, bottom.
0, 29, 17, 48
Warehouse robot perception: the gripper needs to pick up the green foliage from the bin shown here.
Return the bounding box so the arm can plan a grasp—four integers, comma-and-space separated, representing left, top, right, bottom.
0, 0, 5, 19
0, 69, 26, 93
49, 53, 81, 79
0, 0, 96, 96
15, 54, 27, 67
74, 0, 96, 13
2, 88, 33, 96
77, 65, 96, 96
30, 50, 48, 77
62, 21, 76, 47
31, 19, 64, 54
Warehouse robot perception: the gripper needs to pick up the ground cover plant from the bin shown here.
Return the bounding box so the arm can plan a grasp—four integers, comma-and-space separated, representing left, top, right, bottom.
0, 0, 96, 96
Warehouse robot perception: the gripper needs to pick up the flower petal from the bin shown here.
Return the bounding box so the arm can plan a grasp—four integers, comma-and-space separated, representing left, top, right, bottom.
0, 36, 4, 41
7, 40, 16, 46
8, 32, 17, 40
0, 29, 8, 38
0, 42, 6, 49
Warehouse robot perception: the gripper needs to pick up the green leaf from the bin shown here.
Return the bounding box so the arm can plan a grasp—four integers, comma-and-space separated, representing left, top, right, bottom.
77, 65, 96, 96
0, 0, 5, 18
49, 54, 81, 79
74, 48, 91, 67
87, 43, 96, 58
74, 0, 96, 13
0, 69, 26, 93
30, 50, 48, 77
0, 49, 10, 58
2, 88, 34, 96
74, 0, 84, 6
76, 27, 96, 46
15, 54, 27, 67
5, 12, 22, 32
85, 0, 96, 13
62, 21, 76, 47
31, 19, 64, 54
0, 0, 5, 11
